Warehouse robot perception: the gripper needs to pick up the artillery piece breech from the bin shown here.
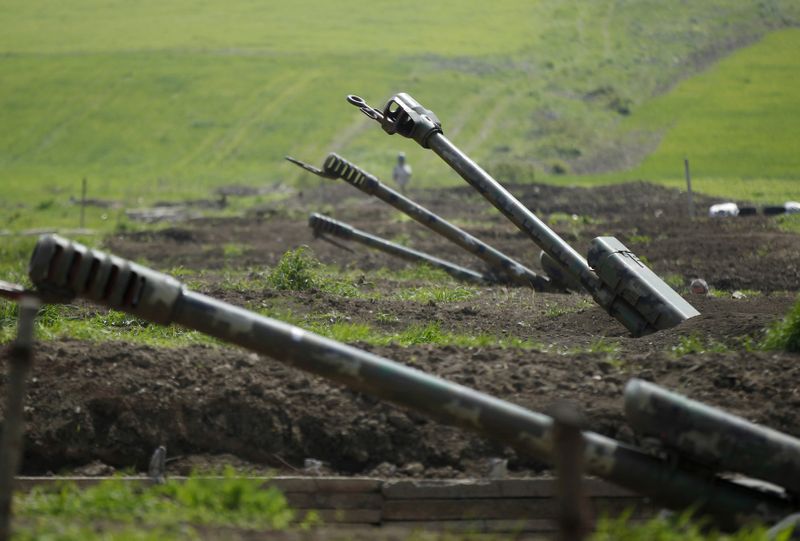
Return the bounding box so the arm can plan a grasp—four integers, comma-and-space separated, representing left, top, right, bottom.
308, 213, 489, 284
288, 154, 552, 290
346, 93, 700, 337
20, 234, 796, 530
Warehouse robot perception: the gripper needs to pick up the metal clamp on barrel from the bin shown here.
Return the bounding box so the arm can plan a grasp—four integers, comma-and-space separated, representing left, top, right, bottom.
348, 94, 442, 148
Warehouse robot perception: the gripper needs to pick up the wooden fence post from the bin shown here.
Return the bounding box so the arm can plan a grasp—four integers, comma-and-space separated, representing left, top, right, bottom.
0, 296, 40, 541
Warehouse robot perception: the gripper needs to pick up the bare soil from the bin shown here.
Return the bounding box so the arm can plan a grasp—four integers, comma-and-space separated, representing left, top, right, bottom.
2, 180, 799, 478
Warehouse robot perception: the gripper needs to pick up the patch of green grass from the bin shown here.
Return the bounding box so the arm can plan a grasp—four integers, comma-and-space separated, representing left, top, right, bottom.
635, 29, 800, 182
375, 312, 400, 325
287, 312, 541, 350
663, 273, 685, 291
761, 295, 800, 353
267, 246, 319, 291
570, 28, 800, 203
393, 285, 478, 304
374, 264, 458, 283
0, 304, 216, 347
671, 334, 730, 356
391, 322, 542, 349
628, 234, 652, 245
222, 243, 247, 259
544, 303, 573, 318
777, 213, 800, 234
13, 468, 314, 540
396, 322, 448, 346
707, 288, 761, 299
592, 510, 793, 541
585, 338, 620, 356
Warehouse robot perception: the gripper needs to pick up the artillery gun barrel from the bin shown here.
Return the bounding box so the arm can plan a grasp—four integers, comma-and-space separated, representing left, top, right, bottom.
308, 213, 489, 284
289, 153, 551, 289
346, 93, 700, 336
25, 235, 795, 529
625, 378, 800, 495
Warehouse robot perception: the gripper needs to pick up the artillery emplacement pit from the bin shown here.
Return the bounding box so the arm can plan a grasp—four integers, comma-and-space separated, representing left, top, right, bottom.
2, 179, 799, 535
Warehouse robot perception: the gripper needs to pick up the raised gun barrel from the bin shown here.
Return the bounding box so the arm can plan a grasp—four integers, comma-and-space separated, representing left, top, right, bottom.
624, 378, 800, 495
287, 153, 551, 290
24, 235, 796, 529
308, 213, 489, 284
346, 93, 700, 336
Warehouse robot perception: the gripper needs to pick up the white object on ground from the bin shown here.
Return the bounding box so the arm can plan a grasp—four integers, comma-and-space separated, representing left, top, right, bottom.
708, 202, 739, 217
690, 278, 709, 295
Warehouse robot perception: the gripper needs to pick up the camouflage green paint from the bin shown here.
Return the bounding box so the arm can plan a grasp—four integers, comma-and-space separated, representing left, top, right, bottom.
25, 235, 795, 529
287, 153, 552, 290
625, 378, 800, 495
307, 213, 489, 284
588, 238, 700, 330
346, 93, 701, 337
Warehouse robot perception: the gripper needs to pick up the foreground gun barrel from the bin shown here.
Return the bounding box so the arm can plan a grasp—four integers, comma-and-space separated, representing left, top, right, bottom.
346, 93, 700, 336
287, 154, 551, 290
625, 378, 800, 495
308, 213, 489, 284
26, 235, 795, 529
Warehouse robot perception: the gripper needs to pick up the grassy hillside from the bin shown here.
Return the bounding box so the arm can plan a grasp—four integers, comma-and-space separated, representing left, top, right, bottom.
0, 0, 798, 229
567, 28, 800, 203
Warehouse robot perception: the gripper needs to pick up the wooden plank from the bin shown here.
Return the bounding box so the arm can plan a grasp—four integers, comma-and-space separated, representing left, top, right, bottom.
382, 518, 558, 533
383, 478, 636, 500
313, 508, 382, 524
383, 479, 545, 499
583, 478, 637, 497
14, 476, 382, 494
15, 476, 148, 491
383, 498, 559, 521
15, 476, 640, 499
285, 492, 383, 510
270, 477, 381, 494
593, 498, 657, 517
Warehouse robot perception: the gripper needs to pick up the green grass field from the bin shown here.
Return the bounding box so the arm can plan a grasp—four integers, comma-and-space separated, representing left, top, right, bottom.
1, 0, 798, 230
566, 28, 800, 203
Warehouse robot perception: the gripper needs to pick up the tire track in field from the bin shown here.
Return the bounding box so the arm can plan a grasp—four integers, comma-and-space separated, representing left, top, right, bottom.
10, 79, 119, 163
461, 90, 515, 156
602, 0, 616, 61
211, 72, 315, 165
446, 91, 490, 141
171, 70, 296, 170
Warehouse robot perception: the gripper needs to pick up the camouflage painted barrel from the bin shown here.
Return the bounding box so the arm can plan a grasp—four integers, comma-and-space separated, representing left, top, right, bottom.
318, 153, 550, 289
25, 235, 794, 529
308, 213, 489, 284
625, 378, 800, 494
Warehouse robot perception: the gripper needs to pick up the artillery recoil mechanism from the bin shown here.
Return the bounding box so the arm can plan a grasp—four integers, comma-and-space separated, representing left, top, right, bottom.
288, 153, 551, 290
308, 212, 490, 284
625, 379, 800, 495
346, 93, 700, 336
15, 235, 798, 532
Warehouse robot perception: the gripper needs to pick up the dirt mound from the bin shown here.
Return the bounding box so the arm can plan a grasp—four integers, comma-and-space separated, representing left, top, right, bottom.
3, 335, 798, 477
